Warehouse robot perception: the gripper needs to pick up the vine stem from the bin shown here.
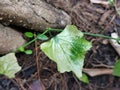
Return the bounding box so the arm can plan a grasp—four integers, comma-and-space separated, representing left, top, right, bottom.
15, 28, 63, 52
46, 28, 120, 41
83, 32, 120, 41
22, 29, 50, 47
16, 28, 120, 53
23, 29, 120, 48
21, 29, 49, 47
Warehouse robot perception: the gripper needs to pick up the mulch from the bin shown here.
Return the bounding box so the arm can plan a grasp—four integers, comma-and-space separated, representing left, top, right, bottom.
1, 0, 120, 90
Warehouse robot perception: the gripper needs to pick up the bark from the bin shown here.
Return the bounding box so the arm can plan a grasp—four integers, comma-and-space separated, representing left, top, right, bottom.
0, 0, 71, 31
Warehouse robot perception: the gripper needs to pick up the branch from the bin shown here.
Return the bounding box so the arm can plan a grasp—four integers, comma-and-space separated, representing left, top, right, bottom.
0, 0, 71, 31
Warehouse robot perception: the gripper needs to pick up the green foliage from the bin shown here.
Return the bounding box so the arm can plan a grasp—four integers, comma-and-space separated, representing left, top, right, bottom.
24, 32, 34, 38
0, 53, 21, 78
113, 60, 120, 76
79, 73, 89, 84
108, 0, 114, 5
40, 25, 92, 79
24, 50, 33, 55
19, 46, 25, 52
108, 0, 120, 16
37, 34, 48, 40
18, 25, 120, 82
19, 32, 48, 54
18, 46, 32, 54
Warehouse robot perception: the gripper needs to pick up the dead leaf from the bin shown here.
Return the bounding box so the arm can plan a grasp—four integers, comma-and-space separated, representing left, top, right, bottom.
90, 0, 109, 5
83, 68, 113, 77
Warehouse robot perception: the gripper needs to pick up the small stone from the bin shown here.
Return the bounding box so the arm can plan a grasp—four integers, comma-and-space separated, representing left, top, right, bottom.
19, 20, 23, 23
0, 17, 3, 20
102, 39, 109, 45
0, 24, 26, 54
9, 20, 13, 22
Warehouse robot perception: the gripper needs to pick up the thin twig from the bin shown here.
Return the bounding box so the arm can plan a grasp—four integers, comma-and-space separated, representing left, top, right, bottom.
34, 33, 40, 79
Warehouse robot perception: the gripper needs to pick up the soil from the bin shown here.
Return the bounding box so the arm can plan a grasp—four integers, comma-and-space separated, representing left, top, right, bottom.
1, 0, 120, 90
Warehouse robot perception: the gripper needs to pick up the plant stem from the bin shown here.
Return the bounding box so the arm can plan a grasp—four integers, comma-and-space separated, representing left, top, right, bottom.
23, 38, 37, 47
46, 28, 63, 32
46, 28, 120, 41
16, 27, 120, 53
23, 29, 50, 47
17, 28, 63, 52
83, 32, 120, 41
23, 30, 120, 48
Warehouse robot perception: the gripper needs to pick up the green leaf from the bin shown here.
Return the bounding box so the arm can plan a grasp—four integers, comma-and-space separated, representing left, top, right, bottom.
37, 34, 48, 40
113, 60, 120, 76
40, 25, 92, 79
0, 53, 21, 78
114, 1, 120, 16
108, 0, 114, 5
24, 32, 34, 38
25, 50, 33, 55
79, 73, 89, 84
19, 46, 25, 52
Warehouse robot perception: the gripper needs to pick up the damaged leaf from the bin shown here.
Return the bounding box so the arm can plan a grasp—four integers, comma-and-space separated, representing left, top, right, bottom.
0, 53, 21, 78
40, 25, 92, 80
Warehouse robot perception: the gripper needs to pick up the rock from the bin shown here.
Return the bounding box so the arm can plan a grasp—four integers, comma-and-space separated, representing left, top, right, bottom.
0, 24, 26, 54
0, 0, 71, 31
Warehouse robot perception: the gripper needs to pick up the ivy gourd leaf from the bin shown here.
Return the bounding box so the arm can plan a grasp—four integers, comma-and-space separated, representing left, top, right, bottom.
40, 25, 92, 79
113, 60, 120, 77
37, 34, 48, 40
18, 46, 25, 52
25, 50, 33, 55
24, 32, 34, 38
0, 53, 21, 78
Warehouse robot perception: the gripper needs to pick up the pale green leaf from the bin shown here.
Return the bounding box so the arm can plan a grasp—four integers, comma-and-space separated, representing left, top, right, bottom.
0, 53, 21, 78
113, 59, 120, 76
40, 25, 92, 79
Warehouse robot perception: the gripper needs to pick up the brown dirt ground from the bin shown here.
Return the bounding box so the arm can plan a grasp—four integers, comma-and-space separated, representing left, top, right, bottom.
1, 0, 120, 90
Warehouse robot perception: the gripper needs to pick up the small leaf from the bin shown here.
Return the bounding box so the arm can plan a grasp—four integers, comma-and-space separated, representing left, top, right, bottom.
114, 0, 120, 16
40, 25, 92, 79
37, 34, 48, 40
0, 53, 21, 78
108, 0, 114, 5
25, 50, 33, 55
24, 32, 34, 38
113, 60, 120, 76
19, 46, 25, 52
79, 73, 89, 84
